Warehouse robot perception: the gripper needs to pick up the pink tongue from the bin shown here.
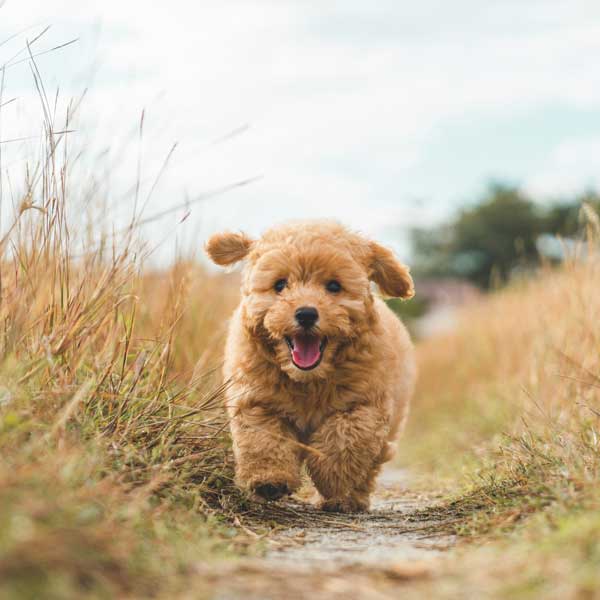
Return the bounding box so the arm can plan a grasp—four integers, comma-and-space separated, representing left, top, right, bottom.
291, 334, 321, 368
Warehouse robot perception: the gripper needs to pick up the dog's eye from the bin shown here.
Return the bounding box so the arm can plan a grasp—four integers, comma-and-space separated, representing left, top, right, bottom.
274, 278, 287, 293
326, 280, 342, 293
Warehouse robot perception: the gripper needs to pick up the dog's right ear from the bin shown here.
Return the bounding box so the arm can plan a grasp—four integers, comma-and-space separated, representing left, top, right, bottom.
205, 231, 254, 266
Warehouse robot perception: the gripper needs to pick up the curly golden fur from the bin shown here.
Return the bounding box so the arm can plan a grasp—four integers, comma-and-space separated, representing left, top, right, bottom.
206, 221, 416, 512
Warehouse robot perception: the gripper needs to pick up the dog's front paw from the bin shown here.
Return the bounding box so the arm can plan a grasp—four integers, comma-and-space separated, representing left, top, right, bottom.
242, 471, 299, 502
316, 495, 370, 513
252, 481, 290, 501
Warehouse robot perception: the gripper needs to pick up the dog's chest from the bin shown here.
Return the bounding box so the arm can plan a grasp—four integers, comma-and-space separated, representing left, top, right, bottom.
280, 386, 347, 436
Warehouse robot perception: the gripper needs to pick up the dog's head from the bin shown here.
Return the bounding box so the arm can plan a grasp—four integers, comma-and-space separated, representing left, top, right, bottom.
206, 222, 413, 382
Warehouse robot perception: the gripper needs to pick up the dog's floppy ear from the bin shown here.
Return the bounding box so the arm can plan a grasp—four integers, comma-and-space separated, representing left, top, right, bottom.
205, 231, 254, 266
368, 241, 415, 299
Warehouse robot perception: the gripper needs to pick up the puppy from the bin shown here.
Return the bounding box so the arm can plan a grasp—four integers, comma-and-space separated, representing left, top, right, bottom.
206, 221, 416, 512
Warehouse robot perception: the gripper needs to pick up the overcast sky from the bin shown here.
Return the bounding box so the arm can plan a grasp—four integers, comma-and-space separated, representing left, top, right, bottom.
2, 1, 600, 260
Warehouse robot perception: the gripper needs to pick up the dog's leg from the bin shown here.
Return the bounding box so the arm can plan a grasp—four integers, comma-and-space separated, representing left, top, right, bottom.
231, 405, 302, 501
306, 405, 389, 513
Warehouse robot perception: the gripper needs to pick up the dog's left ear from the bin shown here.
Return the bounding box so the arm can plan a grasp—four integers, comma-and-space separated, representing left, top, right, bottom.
368, 241, 415, 299
205, 231, 254, 266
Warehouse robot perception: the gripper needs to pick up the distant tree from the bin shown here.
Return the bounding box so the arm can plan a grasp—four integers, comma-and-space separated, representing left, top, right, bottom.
412, 184, 544, 288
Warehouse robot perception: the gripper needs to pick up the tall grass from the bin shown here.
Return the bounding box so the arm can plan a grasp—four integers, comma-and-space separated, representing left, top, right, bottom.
0, 84, 245, 597
400, 212, 600, 596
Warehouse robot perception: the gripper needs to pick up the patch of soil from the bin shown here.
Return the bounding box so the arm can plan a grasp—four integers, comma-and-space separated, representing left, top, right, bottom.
199, 468, 455, 600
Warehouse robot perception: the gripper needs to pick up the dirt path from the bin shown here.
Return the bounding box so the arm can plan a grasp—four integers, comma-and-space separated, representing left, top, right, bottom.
200, 468, 455, 600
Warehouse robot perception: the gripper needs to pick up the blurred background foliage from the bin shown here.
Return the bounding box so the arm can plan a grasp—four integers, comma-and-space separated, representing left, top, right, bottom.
410, 183, 600, 289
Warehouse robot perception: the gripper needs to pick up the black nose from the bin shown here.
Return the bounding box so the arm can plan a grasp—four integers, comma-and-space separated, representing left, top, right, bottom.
295, 306, 319, 329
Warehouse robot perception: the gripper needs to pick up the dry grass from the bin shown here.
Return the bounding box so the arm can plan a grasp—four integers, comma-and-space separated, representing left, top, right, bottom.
397, 222, 600, 597
0, 92, 254, 595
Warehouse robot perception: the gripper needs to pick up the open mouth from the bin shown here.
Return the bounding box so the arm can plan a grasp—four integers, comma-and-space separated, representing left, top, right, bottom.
285, 334, 327, 370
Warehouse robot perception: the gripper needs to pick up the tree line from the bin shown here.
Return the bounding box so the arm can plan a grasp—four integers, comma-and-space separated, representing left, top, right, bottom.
410, 183, 600, 289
